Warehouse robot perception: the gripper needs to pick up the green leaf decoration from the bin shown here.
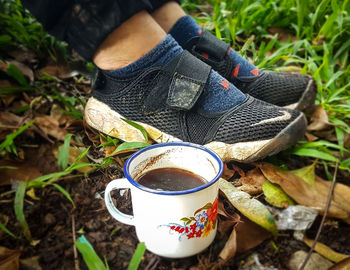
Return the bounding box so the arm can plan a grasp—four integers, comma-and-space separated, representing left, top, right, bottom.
0, 221, 17, 238
75, 235, 109, 270
291, 160, 317, 186
121, 118, 148, 141
109, 142, 150, 157
194, 202, 213, 216
128, 242, 146, 270
58, 134, 72, 170
262, 181, 295, 208
219, 178, 277, 236
14, 181, 32, 241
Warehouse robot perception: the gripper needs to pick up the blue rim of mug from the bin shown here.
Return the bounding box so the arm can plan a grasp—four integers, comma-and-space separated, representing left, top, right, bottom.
123, 142, 224, 195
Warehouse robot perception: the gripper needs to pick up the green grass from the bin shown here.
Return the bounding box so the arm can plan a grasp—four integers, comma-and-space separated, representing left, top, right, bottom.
0, 0, 349, 268
183, 0, 350, 171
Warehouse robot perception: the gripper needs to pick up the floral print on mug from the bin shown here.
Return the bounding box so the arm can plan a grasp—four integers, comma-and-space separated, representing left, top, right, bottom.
162, 198, 218, 240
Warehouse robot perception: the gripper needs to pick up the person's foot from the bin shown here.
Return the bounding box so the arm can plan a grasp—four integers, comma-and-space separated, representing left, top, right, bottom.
85, 36, 306, 163
169, 16, 317, 111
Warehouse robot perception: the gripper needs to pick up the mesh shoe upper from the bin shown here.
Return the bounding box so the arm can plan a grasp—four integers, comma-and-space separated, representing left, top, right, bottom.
231, 71, 312, 107
184, 32, 316, 109
91, 67, 304, 146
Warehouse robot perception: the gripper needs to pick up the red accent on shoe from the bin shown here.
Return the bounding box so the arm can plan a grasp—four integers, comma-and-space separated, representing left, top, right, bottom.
201, 52, 209, 59
220, 80, 230, 90
250, 69, 259, 76
231, 64, 240, 78
198, 29, 203, 35
227, 48, 231, 55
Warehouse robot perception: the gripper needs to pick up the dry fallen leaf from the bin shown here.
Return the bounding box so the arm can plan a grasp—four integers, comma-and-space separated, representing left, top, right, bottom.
0, 246, 21, 270
219, 178, 278, 235
221, 163, 236, 180
35, 115, 66, 141
20, 256, 42, 270
268, 26, 296, 42
307, 105, 332, 131
258, 162, 350, 223
52, 146, 95, 174
237, 168, 266, 195
303, 237, 350, 263
219, 226, 237, 262
0, 160, 42, 186
329, 257, 350, 270
39, 65, 79, 79
236, 216, 272, 253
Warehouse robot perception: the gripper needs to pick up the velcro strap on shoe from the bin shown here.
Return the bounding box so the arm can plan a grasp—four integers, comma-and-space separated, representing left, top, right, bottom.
194, 31, 229, 60
167, 50, 211, 110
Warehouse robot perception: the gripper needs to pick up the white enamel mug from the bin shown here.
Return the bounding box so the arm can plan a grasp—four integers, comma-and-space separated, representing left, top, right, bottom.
104, 142, 223, 258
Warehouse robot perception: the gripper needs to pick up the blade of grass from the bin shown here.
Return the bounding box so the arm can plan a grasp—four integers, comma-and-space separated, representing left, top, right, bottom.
292, 148, 339, 162
0, 120, 34, 156
0, 221, 17, 238
121, 119, 148, 141
14, 180, 31, 241
7, 63, 29, 87
127, 242, 146, 270
58, 134, 73, 170
75, 235, 109, 270
51, 183, 75, 207
109, 142, 150, 157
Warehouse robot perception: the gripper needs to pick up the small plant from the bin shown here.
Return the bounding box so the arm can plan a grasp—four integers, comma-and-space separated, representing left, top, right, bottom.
0, 120, 34, 156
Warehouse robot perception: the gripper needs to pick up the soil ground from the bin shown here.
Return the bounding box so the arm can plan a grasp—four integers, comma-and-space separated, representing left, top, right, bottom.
2, 144, 350, 270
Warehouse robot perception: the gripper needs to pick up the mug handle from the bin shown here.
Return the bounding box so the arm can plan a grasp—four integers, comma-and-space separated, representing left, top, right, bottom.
104, 178, 135, 226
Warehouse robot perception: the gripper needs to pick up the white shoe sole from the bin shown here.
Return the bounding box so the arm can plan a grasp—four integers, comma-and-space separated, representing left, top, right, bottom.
85, 97, 306, 163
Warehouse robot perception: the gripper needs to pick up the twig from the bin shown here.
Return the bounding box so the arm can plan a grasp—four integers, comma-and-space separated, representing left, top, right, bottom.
298, 163, 339, 270
71, 214, 80, 270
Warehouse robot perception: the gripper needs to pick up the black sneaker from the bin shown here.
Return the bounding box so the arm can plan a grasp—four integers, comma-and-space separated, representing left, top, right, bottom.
85, 51, 307, 163
184, 31, 317, 111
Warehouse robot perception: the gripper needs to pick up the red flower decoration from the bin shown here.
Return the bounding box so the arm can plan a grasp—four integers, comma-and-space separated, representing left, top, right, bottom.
207, 198, 218, 223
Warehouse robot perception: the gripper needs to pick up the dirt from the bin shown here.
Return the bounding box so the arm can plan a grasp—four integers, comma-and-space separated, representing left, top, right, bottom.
1, 146, 350, 270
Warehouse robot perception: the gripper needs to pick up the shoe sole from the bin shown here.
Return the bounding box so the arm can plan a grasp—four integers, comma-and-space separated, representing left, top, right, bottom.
284, 77, 317, 111
85, 97, 306, 163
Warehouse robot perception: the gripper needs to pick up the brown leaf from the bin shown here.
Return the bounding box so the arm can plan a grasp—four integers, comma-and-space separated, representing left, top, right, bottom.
39, 65, 78, 79
35, 115, 67, 141
329, 257, 350, 270
237, 168, 266, 195
52, 146, 95, 174
268, 27, 296, 42
258, 162, 350, 222
50, 104, 76, 126
303, 237, 350, 263
307, 105, 332, 131
305, 131, 319, 142
0, 111, 25, 128
0, 246, 21, 270
8, 48, 37, 64
0, 160, 42, 186
236, 216, 272, 253
20, 256, 42, 270
9, 60, 34, 82
219, 226, 237, 262
221, 163, 236, 180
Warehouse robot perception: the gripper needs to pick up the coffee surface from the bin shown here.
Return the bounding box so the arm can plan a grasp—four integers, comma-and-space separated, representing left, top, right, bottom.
136, 167, 207, 191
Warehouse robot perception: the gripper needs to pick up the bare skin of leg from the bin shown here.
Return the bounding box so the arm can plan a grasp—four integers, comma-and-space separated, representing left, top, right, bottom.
151, 1, 186, 33
93, 11, 166, 70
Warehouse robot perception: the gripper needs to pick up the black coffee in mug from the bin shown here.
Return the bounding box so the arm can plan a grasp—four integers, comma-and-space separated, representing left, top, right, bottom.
136, 167, 207, 191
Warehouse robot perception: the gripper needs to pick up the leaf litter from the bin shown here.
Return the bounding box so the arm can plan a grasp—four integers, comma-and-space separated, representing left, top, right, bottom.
1, 8, 350, 270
